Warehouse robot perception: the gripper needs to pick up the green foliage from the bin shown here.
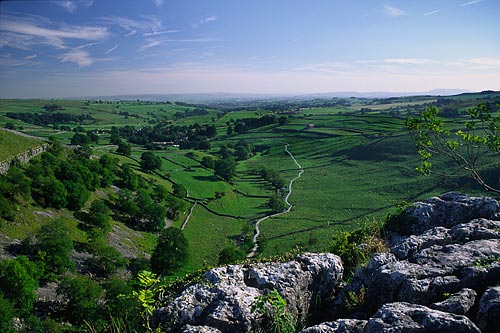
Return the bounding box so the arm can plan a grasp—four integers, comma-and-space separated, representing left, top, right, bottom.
406, 103, 500, 193
329, 221, 385, 276
0, 256, 39, 315
87, 237, 128, 277
268, 195, 287, 213
27, 218, 75, 280
0, 293, 15, 333
172, 183, 187, 198
140, 152, 162, 173
214, 157, 236, 181
56, 275, 104, 326
251, 289, 295, 333
150, 228, 188, 276
383, 204, 417, 236
218, 244, 246, 265
342, 287, 366, 313
87, 199, 111, 233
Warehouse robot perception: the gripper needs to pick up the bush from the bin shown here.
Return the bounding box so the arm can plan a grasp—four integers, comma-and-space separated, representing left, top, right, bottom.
0, 257, 39, 316
150, 228, 188, 275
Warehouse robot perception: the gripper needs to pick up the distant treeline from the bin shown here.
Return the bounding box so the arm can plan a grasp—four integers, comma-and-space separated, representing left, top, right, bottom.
6, 112, 95, 126
113, 122, 217, 150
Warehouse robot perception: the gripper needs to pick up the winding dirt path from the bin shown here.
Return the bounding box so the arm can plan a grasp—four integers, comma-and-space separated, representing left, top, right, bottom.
181, 201, 197, 230
247, 143, 304, 258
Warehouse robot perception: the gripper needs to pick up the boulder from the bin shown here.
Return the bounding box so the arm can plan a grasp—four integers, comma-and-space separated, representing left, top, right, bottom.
364, 302, 481, 333
408, 192, 498, 234
299, 319, 366, 333
153, 253, 343, 333
429, 288, 476, 315
476, 285, 500, 333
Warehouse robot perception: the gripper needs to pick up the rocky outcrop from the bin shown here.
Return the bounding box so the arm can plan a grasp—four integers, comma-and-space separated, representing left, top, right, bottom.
153, 253, 343, 333
0, 144, 48, 174
155, 193, 500, 332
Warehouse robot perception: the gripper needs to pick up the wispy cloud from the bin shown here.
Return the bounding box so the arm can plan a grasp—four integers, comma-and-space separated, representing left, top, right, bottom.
52, 0, 94, 13
152, 0, 163, 7
139, 40, 162, 52
24, 54, 38, 60
459, 0, 482, 7
0, 15, 108, 49
192, 16, 217, 28
99, 15, 162, 36
105, 45, 118, 55
424, 10, 440, 16
383, 5, 406, 17
143, 30, 179, 37
59, 49, 92, 67
139, 36, 220, 52
384, 58, 439, 65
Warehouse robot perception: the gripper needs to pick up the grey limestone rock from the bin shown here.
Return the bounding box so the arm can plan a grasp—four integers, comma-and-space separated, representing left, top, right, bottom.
476, 285, 500, 333
364, 302, 481, 333
298, 319, 366, 333
408, 192, 498, 234
429, 288, 476, 315
180, 325, 223, 333
153, 253, 343, 333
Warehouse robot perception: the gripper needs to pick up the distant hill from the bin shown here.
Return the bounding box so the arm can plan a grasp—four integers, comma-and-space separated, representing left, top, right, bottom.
67, 89, 475, 103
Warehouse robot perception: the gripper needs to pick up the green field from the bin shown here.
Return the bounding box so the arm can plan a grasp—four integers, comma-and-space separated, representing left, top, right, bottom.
1, 94, 499, 272
0, 129, 46, 162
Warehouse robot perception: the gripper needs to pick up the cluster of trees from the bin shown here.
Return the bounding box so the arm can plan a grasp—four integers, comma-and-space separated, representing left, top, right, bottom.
70, 131, 99, 145
173, 108, 209, 119
111, 122, 216, 150
5, 112, 94, 126
227, 115, 283, 134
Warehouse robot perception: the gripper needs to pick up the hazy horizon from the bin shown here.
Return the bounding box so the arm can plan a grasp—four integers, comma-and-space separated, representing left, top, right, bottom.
1, 0, 499, 98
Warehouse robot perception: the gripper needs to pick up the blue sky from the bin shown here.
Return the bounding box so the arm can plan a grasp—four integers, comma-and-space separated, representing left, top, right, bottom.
0, 0, 499, 98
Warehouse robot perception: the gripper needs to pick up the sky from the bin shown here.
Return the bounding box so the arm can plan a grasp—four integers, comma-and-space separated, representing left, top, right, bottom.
0, 0, 499, 98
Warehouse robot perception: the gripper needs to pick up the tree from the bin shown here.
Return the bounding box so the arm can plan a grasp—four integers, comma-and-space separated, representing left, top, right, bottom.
269, 195, 287, 213
214, 157, 236, 181
31, 218, 75, 279
150, 228, 188, 275
57, 275, 104, 325
173, 183, 187, 198
0, 293, 15, 333
218, 244, 246, 265
87, 199, 111, 232
0, 257, 39, 315
140, 152, 162, 172
116, 140, 131, 156
201, 156, 215, 169
406, 104, 500, 193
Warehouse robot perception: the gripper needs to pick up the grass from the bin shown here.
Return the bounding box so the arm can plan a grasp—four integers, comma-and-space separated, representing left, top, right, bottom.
2, 96, 499, 273
0, 129, 45, 162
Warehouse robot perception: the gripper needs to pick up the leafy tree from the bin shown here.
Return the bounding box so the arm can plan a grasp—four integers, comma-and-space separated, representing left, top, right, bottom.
407, 104, 500, 193
201, 156, 215, 169
116, 140, 131, 156
4, 122, 15, 130
269, 195, 287, 213
173, 183, 187, 198
87, 199, 111, 232
118, 164, 138, 190
214, 157, 236, 181
0, 293, 15, 333
150, 228, 188, 275
218, 244, 246, 265
31, 219, 75, 279
87, 238, 127, 277
70, 133, 91, 146
0, 256, 39, 315
140, 152, 162, 172
32, 175, 68, 208
57, 275, 104, 325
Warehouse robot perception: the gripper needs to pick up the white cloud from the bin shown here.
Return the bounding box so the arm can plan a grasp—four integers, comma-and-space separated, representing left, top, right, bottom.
59, 49, 92, 67
24, 54, 38, 60
467, 58, 500, 67
100, 15, 162, 33
383, 5, 406, 17
384, 58, 439, 65
459, 0, 482, 7
0, 16, 108, 49
192, 16, 217, 28
105, 45, 118, 55
139, 40, 163, 52
424, 10, 440, 16
52, 0, 94, 13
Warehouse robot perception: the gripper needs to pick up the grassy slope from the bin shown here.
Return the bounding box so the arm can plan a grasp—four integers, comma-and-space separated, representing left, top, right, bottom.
0, 130, 45, 162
